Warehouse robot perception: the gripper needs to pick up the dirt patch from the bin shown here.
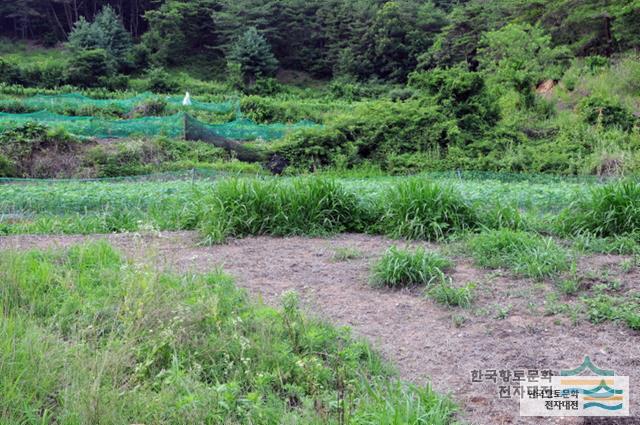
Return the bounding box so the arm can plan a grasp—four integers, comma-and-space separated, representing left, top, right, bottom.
1, 231, 639, 425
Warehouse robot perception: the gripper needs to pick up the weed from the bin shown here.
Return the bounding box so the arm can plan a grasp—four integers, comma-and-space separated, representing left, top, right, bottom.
370, 246, 452, 288
0, 242, 458, 423
558, 181, 640, 237
494, 305, 512, 320
199, 177, 363, 243
467, 229, 570, 280
333, 247, 364, 261
379, 179, 479, 241
427, 275, 475, 308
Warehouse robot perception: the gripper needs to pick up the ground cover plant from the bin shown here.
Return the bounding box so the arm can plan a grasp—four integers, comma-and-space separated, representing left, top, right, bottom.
0, 241, 458, 424
370, 246, 452, 288
466, 229, 570, 280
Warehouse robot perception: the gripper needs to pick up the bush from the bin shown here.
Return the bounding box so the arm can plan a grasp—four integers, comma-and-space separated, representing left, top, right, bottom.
66, 49, 113, 87
557, 181, 640, 237
199, 178, 363, 243
579, 95, 636, 131
0, 58, 20, 84
467, 229, 569, 280
379, 179, 479, 240
371, 246, 452, 288
144, 66, 178, 93
0, 153, 15, 176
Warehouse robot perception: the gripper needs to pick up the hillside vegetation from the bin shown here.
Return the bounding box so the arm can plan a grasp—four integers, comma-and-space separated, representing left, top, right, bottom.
0, 0, 638, 177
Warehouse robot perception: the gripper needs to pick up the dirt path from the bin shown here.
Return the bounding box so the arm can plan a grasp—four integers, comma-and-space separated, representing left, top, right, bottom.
1, 231, 639, 425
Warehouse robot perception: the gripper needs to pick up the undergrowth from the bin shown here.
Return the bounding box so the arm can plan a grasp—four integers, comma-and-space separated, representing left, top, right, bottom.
0, 242, 458, 424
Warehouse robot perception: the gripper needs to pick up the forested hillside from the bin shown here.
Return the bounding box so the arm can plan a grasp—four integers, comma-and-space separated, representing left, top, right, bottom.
1, 0, 639, 176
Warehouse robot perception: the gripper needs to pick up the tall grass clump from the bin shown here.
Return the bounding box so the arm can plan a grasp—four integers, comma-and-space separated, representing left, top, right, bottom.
0, 242, 458, 424
379, 179, 478, 240
467, 229, 570, 280
371, 246, 453, 288
557, 180, 640, 237
199, 177, 363, 243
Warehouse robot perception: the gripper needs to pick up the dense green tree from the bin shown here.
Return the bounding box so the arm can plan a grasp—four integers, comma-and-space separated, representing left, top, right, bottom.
228, 27, 279, 85
142, 0, 223, 66
477, 23, 570, 105
67, 5, 132, 68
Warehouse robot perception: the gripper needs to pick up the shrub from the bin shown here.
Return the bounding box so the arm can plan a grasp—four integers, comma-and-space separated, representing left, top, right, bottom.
557, 181, 640, 237
66, 49, 113, 87
0, 58, 20, 84
0, 152, 15, 176
199, 178, 362, 243
379, 179, 478, 240
467, 229, 569, 280
370, 246, 452, 288
579, 95, 636, 131
144, 66, 178, 93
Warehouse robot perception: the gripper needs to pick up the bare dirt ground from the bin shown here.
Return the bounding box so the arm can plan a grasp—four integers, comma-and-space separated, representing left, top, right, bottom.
1, 231, 639, 425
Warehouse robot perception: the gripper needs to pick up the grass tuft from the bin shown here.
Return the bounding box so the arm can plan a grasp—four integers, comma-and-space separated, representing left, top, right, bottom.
379, 179, 479, 241
371, 246, 453, 288
427, 274, 475, 308
557, 180, 640, 237
467, 229, 570, 280
199, 177, 362, 243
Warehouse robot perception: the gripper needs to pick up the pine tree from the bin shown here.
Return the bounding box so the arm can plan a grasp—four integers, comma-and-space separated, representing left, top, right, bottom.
67, 5, 132, 68
228, 27, 279, 85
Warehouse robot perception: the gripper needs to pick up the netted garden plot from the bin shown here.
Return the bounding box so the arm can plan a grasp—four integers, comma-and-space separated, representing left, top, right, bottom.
0, 92, 237, 114
0, 111, 319, 141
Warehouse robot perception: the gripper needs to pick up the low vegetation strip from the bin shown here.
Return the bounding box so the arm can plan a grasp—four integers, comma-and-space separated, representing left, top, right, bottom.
0, 241, 457, 424
2, 177, 639, 247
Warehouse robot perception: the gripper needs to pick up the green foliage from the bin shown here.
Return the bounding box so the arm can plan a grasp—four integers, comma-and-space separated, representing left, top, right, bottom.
584, 293, 640, 330
477, 23, 569, 106
0, 121, 77, 177
379, 179, 478, 240
228, 27, 279, 85
66, 49, 112, 88
427, 275, 475, 307
557, 181, 640, 237
67, 5, 132, 69
0, 242, 458, 423
578, 95, 636, 131
409, 67, 500, 141
199, 178, 362, 243
144, 67, 179, 94
371, 246, 452, 288
467, 229, 570, 280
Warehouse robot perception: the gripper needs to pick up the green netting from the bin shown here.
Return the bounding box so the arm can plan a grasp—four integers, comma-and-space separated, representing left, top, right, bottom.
0, 92, 236, 113
0, 111, 320, 141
